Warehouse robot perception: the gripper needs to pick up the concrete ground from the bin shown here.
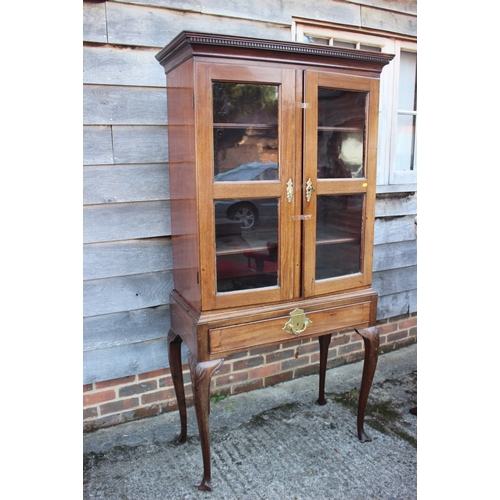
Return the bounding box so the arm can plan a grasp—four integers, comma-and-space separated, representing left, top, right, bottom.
83, 344, 417, 499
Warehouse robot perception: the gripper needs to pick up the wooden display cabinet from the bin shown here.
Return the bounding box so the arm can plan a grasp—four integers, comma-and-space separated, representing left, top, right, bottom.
156, 32, 393, 491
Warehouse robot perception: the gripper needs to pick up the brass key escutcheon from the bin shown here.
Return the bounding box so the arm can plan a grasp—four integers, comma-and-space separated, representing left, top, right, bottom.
283, 308, 313, 335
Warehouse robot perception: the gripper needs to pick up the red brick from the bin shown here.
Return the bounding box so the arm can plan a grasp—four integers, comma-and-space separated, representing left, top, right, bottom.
100, 397, 139, 416
129, 405, 161, 421
297, 342, 319, 355
330, 335, 350, 347
339, 341, 363, 355
83, 407, 98, 419
266, 349, 295, 363
387, 313, 410, 323
344, 351, 365, 364
294, 364, 319, 378
283, 356, 309, 371
119, 381, 157, 397
399, 317, 417, 329
249, 362, 280, 379
284, 339, 303, 348
96, 375, 136, 389
159, 376, 172, 388
233, 356, 264, 371
387, 330, 408, 343
226, 350, 249, 360
138, 368, 169, 380
83, 384, 93, 392
215, 371, 248, 387
376, 322, 398, 335
232, 379, 263, 395
212, 362, 230, 375
163, 399, 181, 413
265, 371, 294, 387
141, 388, 175, 405
84, 389, 116, 407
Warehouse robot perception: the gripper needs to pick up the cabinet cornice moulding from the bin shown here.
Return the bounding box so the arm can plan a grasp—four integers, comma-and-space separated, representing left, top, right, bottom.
156, 31, 394, 72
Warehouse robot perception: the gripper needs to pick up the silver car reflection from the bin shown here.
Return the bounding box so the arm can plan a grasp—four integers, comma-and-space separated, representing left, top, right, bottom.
214, 162, 278, 230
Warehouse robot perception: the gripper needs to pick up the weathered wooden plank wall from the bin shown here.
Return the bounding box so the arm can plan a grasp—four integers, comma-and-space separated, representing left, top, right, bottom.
83, 0, 417, 384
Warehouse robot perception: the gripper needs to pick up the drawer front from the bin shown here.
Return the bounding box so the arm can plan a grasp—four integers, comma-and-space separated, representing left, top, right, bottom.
209, 301, 372, 354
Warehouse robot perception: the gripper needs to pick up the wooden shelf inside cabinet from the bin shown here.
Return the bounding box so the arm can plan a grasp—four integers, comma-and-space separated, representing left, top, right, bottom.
156, 31, 394, 492
317, 126, 363, 132
214, 123, 277, 128
316, 227, 361, 245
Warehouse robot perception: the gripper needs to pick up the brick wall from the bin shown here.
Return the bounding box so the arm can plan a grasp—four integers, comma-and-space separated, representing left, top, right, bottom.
83, 313, 416, 432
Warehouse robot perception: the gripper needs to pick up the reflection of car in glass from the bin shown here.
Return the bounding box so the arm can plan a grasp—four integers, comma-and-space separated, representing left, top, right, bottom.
214, 162, 278, 230
214, 161, 278, 182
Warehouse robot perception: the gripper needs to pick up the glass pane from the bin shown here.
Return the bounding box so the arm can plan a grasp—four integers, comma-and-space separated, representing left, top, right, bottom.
332, 40, 356, 50
317, 89, 366, 178
360, 44, 382, 53
303, 35, 330, 45
317, 130, 364, 178
215, 198, 279, 292
315, 194, 363, 280
398, 51, 417, 111
213, 83, 279, 178
395, 114, 416, 172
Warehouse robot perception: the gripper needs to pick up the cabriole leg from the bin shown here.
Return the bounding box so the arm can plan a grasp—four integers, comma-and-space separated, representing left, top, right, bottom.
188, 353, 224, 492
167, 329, 187, 443
355, 326, 380, 442
317, 334, 332, 405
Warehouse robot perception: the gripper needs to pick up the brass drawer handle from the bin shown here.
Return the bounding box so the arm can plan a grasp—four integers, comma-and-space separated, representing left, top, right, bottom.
283, 308, 313, 335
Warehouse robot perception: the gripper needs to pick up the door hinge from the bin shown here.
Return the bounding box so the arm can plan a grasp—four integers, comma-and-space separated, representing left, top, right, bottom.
192, 93, 195, 108
196, 271, 199, 283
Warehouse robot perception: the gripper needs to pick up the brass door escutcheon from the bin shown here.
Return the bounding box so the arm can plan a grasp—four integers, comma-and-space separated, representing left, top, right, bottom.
282, 308, 313, 335
286, 179, 293, 202
306, 178, 314, 202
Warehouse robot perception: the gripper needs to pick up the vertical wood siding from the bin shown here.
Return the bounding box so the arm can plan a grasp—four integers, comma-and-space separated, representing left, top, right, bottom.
83, 0, 417, 384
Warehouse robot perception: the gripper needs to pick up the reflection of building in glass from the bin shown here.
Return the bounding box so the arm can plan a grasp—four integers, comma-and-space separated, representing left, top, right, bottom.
317, 89, 366, 179
214, 127, 278, 174
213, 83, 279, 175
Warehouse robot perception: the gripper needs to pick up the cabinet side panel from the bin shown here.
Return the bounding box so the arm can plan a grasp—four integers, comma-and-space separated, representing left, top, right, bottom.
167, 59, 201, 311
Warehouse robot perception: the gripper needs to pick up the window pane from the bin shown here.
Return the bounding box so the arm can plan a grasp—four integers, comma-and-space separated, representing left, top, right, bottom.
332, 40, 356, 50
215, 198, 279, 292
317, 89, 366, 178
395, 114, 416, 171
398, 51, 417, 111
213, 83, 279, 178
303, 35, 329, 45
315, 195, 363, 280
360, 44, 381, 53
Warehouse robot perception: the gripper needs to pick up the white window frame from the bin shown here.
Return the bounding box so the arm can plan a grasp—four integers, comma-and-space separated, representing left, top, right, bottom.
293, 21, 417, 192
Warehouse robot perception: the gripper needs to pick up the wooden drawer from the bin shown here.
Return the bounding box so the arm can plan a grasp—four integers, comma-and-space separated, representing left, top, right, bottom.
209, 301, 372, 354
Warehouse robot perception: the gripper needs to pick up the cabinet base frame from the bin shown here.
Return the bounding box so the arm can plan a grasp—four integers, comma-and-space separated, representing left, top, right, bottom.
167, 292, 380, 491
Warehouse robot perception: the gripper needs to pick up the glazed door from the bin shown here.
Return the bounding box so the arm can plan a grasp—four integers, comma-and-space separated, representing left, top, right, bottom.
302, 71, 380, 297
196, 62, 299, 310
